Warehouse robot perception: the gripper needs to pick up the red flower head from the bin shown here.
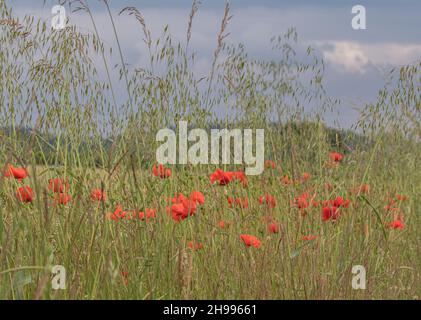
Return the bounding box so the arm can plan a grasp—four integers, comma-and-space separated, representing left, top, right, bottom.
302, 235, 317, 241
233, 171, 248, 187
293, 192, 310, 210
322, 196, 351, 210
170, 203, 186, 222
295, 197, 309, 210
139, 208, 156, 221
48, 178, 69, 194
329, 152, 343, 163
240, 234, 261, 248
187, 241, 203, 251
267, 222, 280, 234
395, 194, 408, 202
311, 199, 319, 208
170, 193, 198, 222
190, 191, 205, 205
218, 220, 227, 229
302, 172, 311, 181
332, 196, 351, 208
153, 164, 171, 179
264, 160, 276, 169
109, 205, 127, 221
389, 219, 404, 230
259, 194, 277, 209
4, 165, 28, 181
90, 189, 107, 202
210, 168, 247, 187
210, 168, 233, 186
16, 186, 34, 203
322, 206, 340, 221
55, 193, 71, 206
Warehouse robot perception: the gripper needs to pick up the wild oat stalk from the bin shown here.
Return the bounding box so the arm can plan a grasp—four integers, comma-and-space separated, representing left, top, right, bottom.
186, 0, 201, 51
204, 1, 232, 113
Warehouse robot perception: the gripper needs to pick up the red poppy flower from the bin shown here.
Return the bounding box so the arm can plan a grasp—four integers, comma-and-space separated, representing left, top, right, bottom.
322, 196, 350, 209
311, 199, 319, 208
332, 196, 351, 208
109, 205, 127, 221
218, 220, 226, 229
48, 178, 69, 194
187, 241, 203, 251
16, 186, 34, 203
182, 199, 197, 215
55, 193, 71, 206
210, 168, 233, 185
302, 235, 317, 241
233, 171, 248, 187
173, 191, 205, 207
259, 194, 277, 209
190, 191, 205, 205
240, 234, 261, 248
264, 160, 276, 169
169, 193, 199, 222
171, 193, 186, 204
267, 222, 280, 234
302, 172, 311, 181
295, 197, 309, 209
4, 165, 28, 181
395, 194, 408, 202
170, 203, 187, 222
329, 152, 343, 163
138, 208, 156, 221
210, 168, 248, 187
90, 189, 106, 202
153, 164, 171, 179
227, 197, 233, 207
389, 219, 404, 230
384, 196, 400, 212
293, 192, 310, 210
322, 206, 340, 221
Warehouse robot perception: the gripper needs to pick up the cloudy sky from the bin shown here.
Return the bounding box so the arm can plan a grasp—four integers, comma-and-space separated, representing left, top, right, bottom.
9, 0, 421, 128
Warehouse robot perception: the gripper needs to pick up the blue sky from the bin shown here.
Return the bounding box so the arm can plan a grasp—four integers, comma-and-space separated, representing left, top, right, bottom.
9, 0, 421, 128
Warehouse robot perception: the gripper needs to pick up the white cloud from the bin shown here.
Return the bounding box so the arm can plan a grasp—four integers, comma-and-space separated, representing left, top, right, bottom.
321, 41, 421, 74
322, 42, 368, 74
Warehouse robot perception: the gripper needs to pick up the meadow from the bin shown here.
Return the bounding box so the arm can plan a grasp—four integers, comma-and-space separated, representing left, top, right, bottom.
0, 1, 420, 300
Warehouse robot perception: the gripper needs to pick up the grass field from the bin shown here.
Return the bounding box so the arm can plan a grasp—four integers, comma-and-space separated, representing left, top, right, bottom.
0, 1, 420, 300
